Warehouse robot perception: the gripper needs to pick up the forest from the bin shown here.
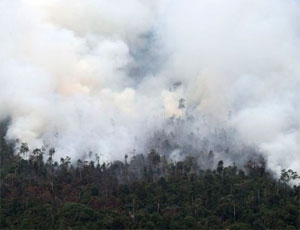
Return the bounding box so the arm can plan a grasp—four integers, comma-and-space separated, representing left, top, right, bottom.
2, 0, 300, 229
0, 126, 299, 229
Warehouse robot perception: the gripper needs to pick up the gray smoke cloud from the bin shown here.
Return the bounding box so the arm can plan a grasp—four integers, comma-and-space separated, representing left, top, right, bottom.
0, 0, 299, 177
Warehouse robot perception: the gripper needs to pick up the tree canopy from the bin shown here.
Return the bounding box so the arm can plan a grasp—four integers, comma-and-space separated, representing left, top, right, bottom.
0, 135, 299, 229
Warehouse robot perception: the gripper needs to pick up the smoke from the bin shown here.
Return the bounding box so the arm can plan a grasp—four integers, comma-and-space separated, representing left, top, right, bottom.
0, 0, 299, 177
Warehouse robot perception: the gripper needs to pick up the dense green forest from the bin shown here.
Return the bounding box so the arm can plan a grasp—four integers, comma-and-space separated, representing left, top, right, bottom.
0, 126, 299, 229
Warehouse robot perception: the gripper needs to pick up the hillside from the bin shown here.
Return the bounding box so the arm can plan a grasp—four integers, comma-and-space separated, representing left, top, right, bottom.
0, 137, 299, 229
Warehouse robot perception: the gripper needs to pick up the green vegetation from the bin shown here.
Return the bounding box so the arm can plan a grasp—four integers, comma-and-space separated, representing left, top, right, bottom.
0, 134, 299, 229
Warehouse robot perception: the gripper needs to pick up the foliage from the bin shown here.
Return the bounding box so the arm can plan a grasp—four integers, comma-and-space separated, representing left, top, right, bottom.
0, 135, 299, 229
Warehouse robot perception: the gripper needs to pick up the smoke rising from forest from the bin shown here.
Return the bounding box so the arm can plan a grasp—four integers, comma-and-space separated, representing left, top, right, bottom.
0, 0, 299, 177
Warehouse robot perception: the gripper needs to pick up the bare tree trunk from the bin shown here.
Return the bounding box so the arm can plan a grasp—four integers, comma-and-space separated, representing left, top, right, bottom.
132, 199, 135, 215
233, 203, 236, 222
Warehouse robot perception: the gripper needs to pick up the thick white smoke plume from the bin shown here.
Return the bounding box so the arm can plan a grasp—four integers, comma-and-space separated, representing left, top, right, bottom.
0, 0, 299, 177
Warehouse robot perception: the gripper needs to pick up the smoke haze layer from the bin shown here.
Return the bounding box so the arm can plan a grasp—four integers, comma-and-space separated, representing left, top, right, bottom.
0, 0, 299, 177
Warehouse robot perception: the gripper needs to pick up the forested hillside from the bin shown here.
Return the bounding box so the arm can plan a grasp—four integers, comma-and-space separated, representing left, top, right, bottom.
0, 129, 299, 229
